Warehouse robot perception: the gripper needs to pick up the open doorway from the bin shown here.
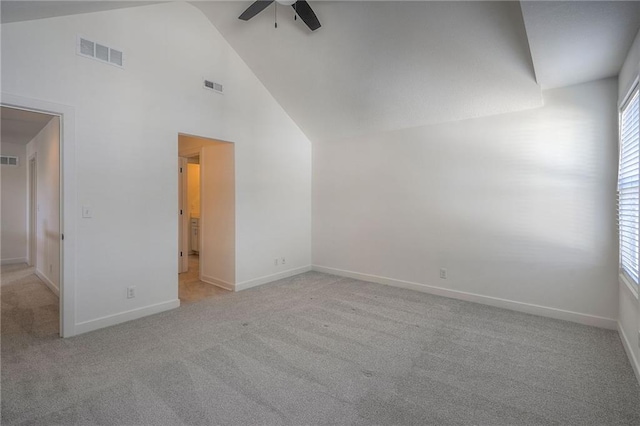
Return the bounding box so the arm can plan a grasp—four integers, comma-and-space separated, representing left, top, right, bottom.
177, 133, 235, 303
1, 106, 61, 338
178, 154, 207, 299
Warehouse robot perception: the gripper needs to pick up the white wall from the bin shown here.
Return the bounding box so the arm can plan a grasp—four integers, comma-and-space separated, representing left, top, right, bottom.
617, 28, 640, 382
1, 2, 311, 333
0, 142, 28, 265
201, 141, 235, 287
26, 117, 60, 292
619, 29, 640, 103
313, 78, 619, 326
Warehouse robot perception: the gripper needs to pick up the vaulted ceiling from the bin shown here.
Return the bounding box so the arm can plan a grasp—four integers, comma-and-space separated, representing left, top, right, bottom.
2, 1, 639, 142
0, 1, 162, 24
196, 1, 543, 142
195, 0, 640, 142
521, 1, 640, 89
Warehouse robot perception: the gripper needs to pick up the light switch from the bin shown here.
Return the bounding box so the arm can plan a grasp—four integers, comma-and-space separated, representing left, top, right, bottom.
82, 206, 92, 218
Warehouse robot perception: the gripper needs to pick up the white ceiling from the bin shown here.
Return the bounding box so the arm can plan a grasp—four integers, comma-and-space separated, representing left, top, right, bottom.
1, 107, 54, 146
0, 1, 162, 24
196, 1, 542, 141
2, 1, 639, 142
521, 1, 640, 89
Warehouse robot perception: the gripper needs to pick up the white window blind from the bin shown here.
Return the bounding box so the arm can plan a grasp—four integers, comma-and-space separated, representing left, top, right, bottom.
618, 88, 639, 285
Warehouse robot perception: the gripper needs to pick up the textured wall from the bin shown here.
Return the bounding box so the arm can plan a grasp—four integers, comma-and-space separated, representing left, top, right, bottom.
314, 78, 618, 322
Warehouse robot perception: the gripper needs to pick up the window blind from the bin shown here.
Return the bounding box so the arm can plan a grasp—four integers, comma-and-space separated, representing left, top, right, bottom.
618, 89, 639, 285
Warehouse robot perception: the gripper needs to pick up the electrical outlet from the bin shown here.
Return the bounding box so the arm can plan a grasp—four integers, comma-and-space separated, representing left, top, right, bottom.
82, 205, 92, 218
281, 257, 286, 265
439, 268, 447, 279
127, 286, 136, 299
274, 258, 278, 266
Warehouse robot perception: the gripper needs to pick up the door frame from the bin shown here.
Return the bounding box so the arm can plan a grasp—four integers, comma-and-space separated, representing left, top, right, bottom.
2, 93, 77, 338
178, 133, 236, 290
178, 153, 203, 279
178, 157, 189, 273
28, 154, 37, 268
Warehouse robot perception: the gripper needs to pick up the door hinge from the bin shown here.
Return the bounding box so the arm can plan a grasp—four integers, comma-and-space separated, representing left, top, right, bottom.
180, 209, 183, 215
180, 251, 183, 257
180, 167, 183, 173
61, 233, 64, 241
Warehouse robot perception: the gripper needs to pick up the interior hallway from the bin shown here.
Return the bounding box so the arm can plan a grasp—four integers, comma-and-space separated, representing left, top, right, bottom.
1, 263, 59, 340
178, 254, 230, 304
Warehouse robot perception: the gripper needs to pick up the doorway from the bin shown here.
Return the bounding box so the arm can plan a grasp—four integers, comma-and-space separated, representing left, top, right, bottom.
177, 133, 235, 303
178, 154, 204, 294
1, 94, 76, 337
1, 106, 61, 338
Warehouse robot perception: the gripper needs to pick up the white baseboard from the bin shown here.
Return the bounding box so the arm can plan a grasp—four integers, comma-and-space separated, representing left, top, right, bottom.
618, 321, 640, 385
35, 269, 59, 297
201, 274, 234, 291
235, 265, 312, 292
1, 257, 27, 265
74, 299, 181, 336
312, 265, 618, 330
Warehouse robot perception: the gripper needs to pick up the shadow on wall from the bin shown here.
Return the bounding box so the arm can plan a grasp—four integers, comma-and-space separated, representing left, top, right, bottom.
312, 78, 618, 318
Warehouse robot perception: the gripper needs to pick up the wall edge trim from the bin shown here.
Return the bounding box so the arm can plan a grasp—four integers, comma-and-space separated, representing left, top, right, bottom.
1, 257, 28, 265
235, 265, 311, 292
312, 265, 617, 330
201, 274, 234, 291
35, 269, 59, 297
74, 299, 180, 336
618, 321, 640, 386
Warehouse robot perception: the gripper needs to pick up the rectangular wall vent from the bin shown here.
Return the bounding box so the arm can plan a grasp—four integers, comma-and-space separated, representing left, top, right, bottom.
110, 48, 123, 66
77, 35, 124, 69
204, 79, 223, 94
1, 155, 19, 166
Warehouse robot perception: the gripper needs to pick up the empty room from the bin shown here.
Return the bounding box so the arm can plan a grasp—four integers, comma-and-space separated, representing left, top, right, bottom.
1, 1, 639, 425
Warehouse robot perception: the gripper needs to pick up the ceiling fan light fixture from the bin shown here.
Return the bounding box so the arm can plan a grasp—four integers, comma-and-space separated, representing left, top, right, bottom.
239, 0, 321, 31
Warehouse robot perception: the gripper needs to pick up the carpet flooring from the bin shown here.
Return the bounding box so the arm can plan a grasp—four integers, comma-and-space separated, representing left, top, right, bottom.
1, 264, 59, 339
179, 255, 230, 304
1, 266, 639, 425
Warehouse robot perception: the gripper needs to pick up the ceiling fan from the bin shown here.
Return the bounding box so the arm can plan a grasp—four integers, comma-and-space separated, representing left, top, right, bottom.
239, 0, 321, 32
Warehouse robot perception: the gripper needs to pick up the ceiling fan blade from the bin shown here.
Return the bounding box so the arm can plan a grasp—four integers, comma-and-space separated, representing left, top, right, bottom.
293, 0, 321, 31
239, 0, 275, 21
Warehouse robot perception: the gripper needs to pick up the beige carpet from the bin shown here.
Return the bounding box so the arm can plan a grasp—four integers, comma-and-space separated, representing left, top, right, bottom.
2, 266, 640, 425
1, 263, 37, 286
1, 263, 59, 339
179, 254, 230, 304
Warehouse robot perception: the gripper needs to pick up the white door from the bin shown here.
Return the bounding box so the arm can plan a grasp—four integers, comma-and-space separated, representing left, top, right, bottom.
178, 157, 188, 273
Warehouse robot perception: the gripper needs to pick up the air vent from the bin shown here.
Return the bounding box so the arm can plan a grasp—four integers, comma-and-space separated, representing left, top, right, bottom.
77, 35, 124, 68
204, 79, 223, 94
1, 155, 19, 166
109, 48, 123, 66
80, 38, 94, 57
95, 43, 109, 61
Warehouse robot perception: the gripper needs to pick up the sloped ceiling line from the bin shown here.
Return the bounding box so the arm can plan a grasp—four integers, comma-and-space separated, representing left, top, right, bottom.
2, 1, 639, 142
